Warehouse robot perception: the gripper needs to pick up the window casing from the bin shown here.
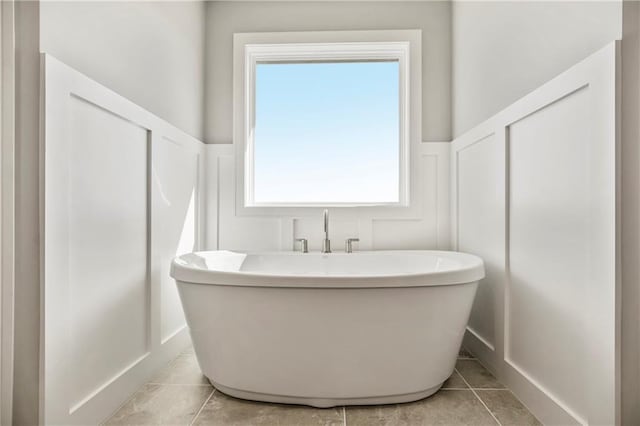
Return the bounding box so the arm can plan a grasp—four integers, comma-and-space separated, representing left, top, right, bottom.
242, 40, 411, 208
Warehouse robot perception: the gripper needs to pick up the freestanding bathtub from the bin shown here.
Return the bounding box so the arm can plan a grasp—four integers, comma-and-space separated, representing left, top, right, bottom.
171, 250, 484, 408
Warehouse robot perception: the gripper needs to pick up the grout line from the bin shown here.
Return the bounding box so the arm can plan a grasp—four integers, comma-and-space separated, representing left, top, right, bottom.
455, 368, 503, 426
190, 388, 216, 426
464, 388, 508, 391
146, 382, 213, 386
99, 383, 148, 425
442, 387, 508, 391
342, 406, 346, 426
441, 387, 473, 390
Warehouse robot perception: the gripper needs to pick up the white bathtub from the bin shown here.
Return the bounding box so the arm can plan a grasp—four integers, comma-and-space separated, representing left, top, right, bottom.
171, 250, 484, 408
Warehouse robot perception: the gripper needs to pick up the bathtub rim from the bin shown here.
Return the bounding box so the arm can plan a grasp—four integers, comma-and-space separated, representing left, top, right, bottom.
171, 250, 485, 288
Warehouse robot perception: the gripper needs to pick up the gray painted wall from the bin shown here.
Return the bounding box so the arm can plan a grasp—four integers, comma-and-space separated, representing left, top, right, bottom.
40, 1, 206, 139
452, 0, 622, 137
12, 2, 41, 424
39, 1, 621, 143
621, 2, 640, 424
205, 1, 452, 144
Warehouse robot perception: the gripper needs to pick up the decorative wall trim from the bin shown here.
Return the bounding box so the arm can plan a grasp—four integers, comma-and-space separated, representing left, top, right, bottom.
41, 54, 205, 425
205, 141, 450, 252
452, 42, 620, 426
69, 353, 149, 415
505, 358, 586, 425
466, 326, 496, 352
454, 131, 503, 360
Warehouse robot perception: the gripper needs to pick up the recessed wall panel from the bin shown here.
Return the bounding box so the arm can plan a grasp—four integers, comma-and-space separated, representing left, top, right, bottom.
372, 219, 435, 250
153, 137, 198, 342
68, 97, 148, 408
457, 135, 502, 350
508, 87, 590, 419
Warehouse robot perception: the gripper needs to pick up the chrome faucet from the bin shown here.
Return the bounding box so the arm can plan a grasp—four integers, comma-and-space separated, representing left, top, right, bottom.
345, 238, 359, 253
321, 209, 331, 253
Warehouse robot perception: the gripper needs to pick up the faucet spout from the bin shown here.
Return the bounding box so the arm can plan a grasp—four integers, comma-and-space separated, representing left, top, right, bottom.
322, 209, 331, 253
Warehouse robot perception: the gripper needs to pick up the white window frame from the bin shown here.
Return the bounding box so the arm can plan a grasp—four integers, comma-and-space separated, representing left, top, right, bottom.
233, 30, 422, 217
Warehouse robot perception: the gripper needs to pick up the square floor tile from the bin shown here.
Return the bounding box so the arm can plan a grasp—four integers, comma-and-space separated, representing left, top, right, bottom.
181, 345, 196, 356
442, 370, 468, 389
346, 390, 498, 426
192, 391, 344, 426
104, 383, 213, 425
151, 353, 209, 385
456, 359, 505, 389
476, 390, 541, 426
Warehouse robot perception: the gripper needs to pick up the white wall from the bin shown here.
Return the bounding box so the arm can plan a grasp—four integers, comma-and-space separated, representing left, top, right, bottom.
42, 55, 205, 425
40, 1, 206, 139
206, 142, 450, 254
10, 3, 208, 423
452, 0, 622, 137
205, 1, 452, 143
451, 43, 619, 425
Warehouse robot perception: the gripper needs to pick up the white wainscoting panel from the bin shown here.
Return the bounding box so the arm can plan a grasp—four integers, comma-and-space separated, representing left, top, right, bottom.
42, 54, 205, 425
205, 142, 450, 253
152, 136, 203, 344
455, 132, 504, 366
67, 96, 149, 412
508, 86, 591, 421
451, 42, 619, 426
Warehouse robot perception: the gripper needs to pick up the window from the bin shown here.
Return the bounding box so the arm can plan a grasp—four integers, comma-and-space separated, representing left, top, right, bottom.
240, 38, 412, 207
255, 60, 400, 204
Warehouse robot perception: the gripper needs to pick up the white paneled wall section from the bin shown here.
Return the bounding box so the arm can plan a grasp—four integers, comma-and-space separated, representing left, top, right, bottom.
37, 33, 623, 426
205, 142, 450, 252
41, 55, 205, 425
451, 43, 619, 425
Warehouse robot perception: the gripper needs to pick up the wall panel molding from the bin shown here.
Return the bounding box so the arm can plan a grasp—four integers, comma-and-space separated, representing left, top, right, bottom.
451, 42, 619, 426
205, 142, 450, 252
453, 131, 504, 361
41, 54, 205, 425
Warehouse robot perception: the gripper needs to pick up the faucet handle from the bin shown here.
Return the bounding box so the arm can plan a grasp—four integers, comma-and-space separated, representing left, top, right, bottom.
345, 238, 360, 253
295, 238, 308, 253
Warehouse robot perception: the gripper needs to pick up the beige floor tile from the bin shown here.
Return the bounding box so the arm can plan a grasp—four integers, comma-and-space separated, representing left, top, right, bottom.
181, 346, 196, 356
192, 391, 344, 426
441, 370, 468, 389
151, 353, 210, 385
104, 383, 213, 425
455, 360, 505, 389
476, 390, 541, 426
346, 390, 498, 426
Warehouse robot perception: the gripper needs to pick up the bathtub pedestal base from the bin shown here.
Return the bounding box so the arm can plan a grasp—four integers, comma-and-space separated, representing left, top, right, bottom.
211, 381, 444, 408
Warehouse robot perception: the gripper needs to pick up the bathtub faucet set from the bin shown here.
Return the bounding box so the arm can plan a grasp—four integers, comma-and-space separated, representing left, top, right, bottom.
322, 209, 331, 253
294, 209, 359, 253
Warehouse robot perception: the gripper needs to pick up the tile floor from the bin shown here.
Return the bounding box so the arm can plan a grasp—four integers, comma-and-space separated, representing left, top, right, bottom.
103, 347, 541, 426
